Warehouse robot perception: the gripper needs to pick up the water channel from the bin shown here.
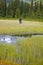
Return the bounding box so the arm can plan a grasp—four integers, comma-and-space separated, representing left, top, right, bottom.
0, 35, 43, 44
0, 35, 24, 44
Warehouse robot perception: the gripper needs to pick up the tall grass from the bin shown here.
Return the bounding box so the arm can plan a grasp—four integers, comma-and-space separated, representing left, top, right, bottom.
0, 36, 43, 65
0, 60, 19, 65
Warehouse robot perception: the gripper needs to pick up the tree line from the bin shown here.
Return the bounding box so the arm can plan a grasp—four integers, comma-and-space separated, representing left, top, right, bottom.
0, 0, 43, 20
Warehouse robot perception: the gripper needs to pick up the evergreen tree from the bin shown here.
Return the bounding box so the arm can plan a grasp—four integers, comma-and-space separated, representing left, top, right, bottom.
7, 0, 15, 17
40, 0, 43, 18
15, 8, 20, 18
20, 0, 24, 16
40, 0, 43, 12
36, 1, 40, 18
13, 0, 20, 17
34, 2, 37, 12
23, 2, 30, 18
0, 0, 43, 20
0, 1, 1, 16
1, 0, 6, 17
30, 0, 33, 11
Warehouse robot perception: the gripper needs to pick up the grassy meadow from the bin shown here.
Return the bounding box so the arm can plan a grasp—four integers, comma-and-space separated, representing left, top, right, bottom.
0, 0, 43, 64
0, 20, 43, 65
0, 20, 43, 35
0, 36, 43, 65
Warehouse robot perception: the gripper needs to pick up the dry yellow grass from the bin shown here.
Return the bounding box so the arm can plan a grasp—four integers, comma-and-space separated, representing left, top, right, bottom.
0, 20, 43, 35
0, 60, 20, 65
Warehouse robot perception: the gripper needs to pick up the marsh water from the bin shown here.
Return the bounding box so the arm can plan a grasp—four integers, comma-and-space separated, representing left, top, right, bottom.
0, 35, 24, 44
0, 35, 43, 44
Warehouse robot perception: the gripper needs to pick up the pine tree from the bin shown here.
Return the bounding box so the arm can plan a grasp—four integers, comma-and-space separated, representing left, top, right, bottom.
30, 0, 33, 11
40, 0, 43, 12
0, 1, 1, 16
15, 8, 20, 18
34, 2, 37, 12
40, 0, 43, 18
20, 0, 24, 16
13, 0, 20, 17
1, 0, 6, 17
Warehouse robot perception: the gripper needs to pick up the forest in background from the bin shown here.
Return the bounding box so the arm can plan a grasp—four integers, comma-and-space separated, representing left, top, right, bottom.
0, 0, 43, 21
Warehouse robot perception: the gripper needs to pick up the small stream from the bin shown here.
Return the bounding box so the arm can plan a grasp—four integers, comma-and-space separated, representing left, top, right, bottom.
0, 35, 24, 44
0, 35, 43, 44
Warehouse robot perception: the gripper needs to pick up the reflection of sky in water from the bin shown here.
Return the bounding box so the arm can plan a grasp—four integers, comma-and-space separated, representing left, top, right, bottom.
5, 37, 12, 43
0, 35, 24, 44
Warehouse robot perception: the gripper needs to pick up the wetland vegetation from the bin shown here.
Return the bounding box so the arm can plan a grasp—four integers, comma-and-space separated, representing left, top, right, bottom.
0, 0, 43, 65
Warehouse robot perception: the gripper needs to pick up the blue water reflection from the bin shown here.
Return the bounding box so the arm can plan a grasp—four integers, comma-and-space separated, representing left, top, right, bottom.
0, 35, 24, 44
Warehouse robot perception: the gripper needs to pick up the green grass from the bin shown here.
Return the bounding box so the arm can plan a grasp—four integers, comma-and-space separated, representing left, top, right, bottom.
0, 20, 43, 35
0, 17, 43, 22
0, 36, 43, 65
